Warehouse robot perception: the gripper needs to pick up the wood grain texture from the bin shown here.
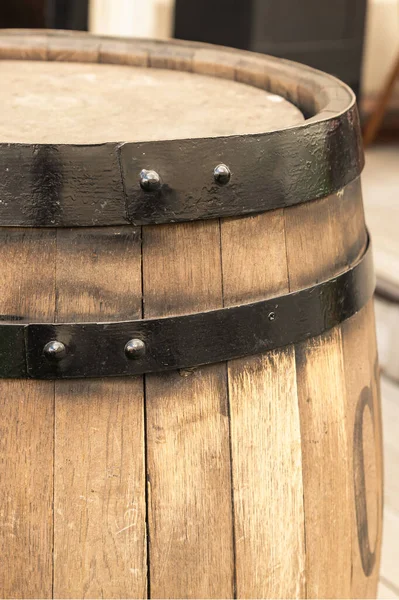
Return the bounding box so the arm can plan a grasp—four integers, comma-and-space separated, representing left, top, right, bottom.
342, 305, 382, 598
0, 30, 352, 121
47, 35, 100, 62
284, 179, 366, 290
285, 184, 368, 599
295, 328, 352, 599
99, 38, 149, 66
368, 302, 384, 513
0, 33, 48, 59
0, 229, 56, 598
142, 221, 234, 599
148, 43, 195, 71
221, 212, 306, 599
53, 228, 147, 599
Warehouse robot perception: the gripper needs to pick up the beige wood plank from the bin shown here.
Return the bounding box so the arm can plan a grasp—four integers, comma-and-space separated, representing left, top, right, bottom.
0, 229, 56, 598
47, 35, 100, 62
221, 212, 289, 306
284, 185, 367, 598
284, 180, 366, 290
228, 348, 305, 599
341, 303, 383, 598
368, 302, 385, 570
53, 228, 147, 599
295, 328, 352, 598
143, 221, 234, 599
221, 212, 306, 599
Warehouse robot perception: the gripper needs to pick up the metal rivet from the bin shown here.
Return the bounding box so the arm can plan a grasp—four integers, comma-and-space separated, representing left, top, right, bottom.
125, 338, 146, 360
43, 341, 67, 360
139, 169, 161, 191
268, 312, 276, 322
214, 164, 231, 185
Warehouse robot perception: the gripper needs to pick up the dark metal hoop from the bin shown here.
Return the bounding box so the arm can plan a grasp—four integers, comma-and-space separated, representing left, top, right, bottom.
0, 240, 374, 379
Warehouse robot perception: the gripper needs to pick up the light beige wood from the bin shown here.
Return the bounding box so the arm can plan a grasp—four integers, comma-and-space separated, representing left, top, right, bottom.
284, 178, 366, 290
193, 48, 238, 80
53, 228, 147, 599
149, 43, 195, 71
367, 302, 384, 566
0, 33, 48, 59
221, 211, 306, 599
295, 328, 352, 598
142, 221, 234, 599
0, 60, 303, 144
47, 34, 100, 62
228, 347, 305, 599
339, 297, 383, 598
99, 38, 149, 67
0, 229, 56, 598
284, 183, 368, 599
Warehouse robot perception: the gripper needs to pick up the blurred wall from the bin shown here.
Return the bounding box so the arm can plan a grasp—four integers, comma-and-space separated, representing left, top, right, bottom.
0, 0, 46, 28
89, 0, 174, 38
89, 0, 399, 101
362, 0, 399, 98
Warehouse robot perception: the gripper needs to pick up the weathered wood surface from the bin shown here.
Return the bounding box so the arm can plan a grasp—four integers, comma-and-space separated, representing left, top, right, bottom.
285, 179, 368, 599
0, 30, 382, 600
142, 221, 234, 599
342, 302, 383, 598
221, 211, 306, 599
0, 229, 56, 598
53, 228, 147, 599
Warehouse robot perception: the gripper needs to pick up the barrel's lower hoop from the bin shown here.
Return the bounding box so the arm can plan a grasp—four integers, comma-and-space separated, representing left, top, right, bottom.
0, 239, 374, 379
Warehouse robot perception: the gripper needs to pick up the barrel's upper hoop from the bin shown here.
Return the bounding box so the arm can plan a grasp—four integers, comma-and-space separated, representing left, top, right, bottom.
0, 29, 364, 227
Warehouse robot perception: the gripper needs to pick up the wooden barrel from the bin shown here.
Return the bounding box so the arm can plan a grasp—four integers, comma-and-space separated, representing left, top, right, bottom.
0, 30, 383, 600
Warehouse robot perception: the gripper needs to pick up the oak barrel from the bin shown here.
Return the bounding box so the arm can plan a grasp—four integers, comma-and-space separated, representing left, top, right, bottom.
0, 30, 383, 599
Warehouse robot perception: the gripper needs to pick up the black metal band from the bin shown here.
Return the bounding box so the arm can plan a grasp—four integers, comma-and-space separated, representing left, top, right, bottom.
0, 240, 374, 379
0, 107, 363, 228
0, 34, 363, 226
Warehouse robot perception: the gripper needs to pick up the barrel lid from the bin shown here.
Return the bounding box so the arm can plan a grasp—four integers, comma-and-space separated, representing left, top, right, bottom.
0, 60, 304, 145
0, 30, 363, 228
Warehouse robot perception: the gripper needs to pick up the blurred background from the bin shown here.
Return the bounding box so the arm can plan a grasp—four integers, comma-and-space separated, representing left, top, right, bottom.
0, 1, 398, 596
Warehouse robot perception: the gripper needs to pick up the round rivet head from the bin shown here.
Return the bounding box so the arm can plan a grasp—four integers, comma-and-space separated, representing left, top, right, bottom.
268, 312, 276, 322
43, 341, 67, 361
125, 338, 146, 360
139, 169, 161, 191
214, 163, 231, 185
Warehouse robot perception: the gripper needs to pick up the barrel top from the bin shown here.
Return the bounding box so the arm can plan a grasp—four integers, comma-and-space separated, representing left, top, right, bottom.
0, 60, 304, 144
0, 30, 363, 228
